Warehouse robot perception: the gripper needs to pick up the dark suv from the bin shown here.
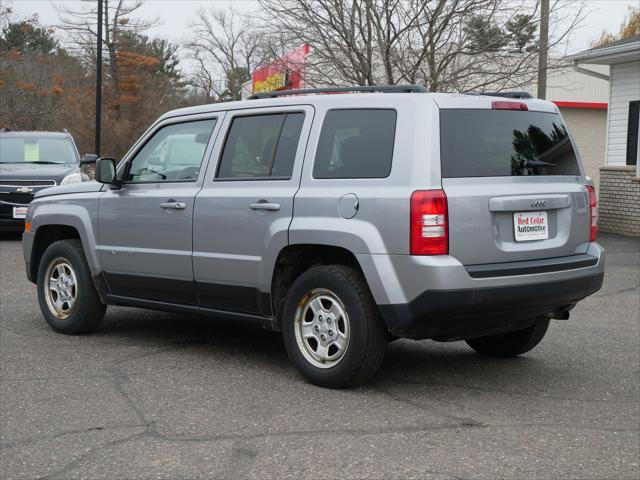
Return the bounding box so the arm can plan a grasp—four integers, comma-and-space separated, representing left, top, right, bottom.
0, 130, 95, 231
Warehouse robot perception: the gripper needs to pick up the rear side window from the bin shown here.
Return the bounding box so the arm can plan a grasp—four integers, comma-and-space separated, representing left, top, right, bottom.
216, 112, 304, 179
440, 109, 581, 178
313, 109, 396, 179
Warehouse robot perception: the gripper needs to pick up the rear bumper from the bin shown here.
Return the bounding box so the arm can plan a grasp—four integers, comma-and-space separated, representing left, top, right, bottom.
379, 271, 603, 339
360, 243, 605, 340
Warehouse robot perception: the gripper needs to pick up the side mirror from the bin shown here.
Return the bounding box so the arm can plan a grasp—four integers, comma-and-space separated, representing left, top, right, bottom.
95, 157, 118, 187
81, 153, 99, 165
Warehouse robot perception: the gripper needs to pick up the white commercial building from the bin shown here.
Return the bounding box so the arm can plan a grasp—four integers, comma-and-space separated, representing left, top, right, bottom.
565, 35, 640, 236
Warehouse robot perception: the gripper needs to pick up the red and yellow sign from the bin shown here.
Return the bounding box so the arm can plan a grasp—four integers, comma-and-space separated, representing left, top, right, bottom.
252, 44, 310, 93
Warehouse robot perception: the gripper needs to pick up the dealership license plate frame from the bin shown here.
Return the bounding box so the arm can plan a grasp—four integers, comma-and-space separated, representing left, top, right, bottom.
513, 210, 548, 242
12, 206, 28, 219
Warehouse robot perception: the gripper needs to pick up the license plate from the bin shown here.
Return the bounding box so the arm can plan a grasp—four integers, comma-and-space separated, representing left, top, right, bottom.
12, 206, 27, 219
514, 211, 548, 241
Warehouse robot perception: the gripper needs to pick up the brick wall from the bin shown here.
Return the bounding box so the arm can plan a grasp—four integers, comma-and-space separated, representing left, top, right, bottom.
598, 166, 640, 237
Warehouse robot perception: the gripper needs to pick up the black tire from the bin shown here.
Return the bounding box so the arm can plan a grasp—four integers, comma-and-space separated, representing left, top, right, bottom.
37, 239, 106, 334
282, 265, 387, 388
465, 318, 550, 358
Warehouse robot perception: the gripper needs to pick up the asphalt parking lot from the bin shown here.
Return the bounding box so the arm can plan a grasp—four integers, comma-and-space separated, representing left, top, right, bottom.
0, 233, 638, 480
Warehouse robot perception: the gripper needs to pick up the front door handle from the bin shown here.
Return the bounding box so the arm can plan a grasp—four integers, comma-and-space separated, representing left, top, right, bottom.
160, 201, 186, 210
249, 201, 281, 211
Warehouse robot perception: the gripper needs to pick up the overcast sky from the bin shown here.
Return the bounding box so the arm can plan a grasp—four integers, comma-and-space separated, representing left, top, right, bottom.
8, 0, 639, 66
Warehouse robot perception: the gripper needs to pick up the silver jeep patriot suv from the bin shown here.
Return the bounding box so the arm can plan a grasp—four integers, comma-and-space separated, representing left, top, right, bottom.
22, 86, 605, 388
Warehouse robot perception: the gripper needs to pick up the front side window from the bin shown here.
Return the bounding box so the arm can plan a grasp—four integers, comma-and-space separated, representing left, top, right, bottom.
313, 109, 397, 179
0, 136, 77, 165
216, 112, 304, 179
127, 119, 216, 183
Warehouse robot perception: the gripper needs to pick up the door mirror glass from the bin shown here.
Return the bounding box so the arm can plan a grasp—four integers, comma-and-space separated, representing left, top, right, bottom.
95, 157, 117, 184
81, 153, 99, 164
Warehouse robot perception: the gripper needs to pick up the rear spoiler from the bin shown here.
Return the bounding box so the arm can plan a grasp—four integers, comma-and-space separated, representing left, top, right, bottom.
475, 92, 534, 99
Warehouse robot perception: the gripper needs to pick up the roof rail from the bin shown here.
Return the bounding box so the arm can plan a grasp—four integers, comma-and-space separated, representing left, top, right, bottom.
248, 84, 428, 99
476, 91, 534, 99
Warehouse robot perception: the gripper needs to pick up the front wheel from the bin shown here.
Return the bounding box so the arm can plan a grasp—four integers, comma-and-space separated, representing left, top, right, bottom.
282, 265, 387, 388
465, 318, 550, 358
37, 239, 106, 334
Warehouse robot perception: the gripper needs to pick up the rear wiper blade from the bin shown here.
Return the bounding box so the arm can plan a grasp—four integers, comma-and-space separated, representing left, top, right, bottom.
523, 160, 556, 168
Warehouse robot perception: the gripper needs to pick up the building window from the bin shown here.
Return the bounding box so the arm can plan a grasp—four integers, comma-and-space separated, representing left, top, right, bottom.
627, 100, 639, 166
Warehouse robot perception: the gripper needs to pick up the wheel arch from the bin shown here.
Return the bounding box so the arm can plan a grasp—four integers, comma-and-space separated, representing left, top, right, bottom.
30, 225, 82, 282
28, 204, 101, 284
270, 244, 368, 327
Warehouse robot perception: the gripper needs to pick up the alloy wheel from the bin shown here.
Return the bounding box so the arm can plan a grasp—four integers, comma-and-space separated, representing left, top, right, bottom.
294, 288, 350, 368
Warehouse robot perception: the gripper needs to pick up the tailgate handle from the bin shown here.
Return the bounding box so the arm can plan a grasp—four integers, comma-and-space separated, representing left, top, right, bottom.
489, 194, 571, 212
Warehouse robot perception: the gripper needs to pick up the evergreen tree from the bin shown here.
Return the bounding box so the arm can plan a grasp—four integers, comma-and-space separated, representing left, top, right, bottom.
0, 19, 58, 54
464, 16, 508, 53
506, 14, 537, 53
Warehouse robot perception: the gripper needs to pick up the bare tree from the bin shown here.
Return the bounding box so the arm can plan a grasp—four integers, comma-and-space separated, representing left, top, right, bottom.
258, 0, 586, 93
0, 4, 84, 130
591, 6, 640, 47
51, 1, 187, 157
1, 0, 193, 157
185, 8, 266, 101
56, 0, 158, 93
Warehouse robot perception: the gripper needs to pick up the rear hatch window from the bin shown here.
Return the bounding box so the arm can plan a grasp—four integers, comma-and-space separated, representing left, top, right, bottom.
440, 109, 580, 178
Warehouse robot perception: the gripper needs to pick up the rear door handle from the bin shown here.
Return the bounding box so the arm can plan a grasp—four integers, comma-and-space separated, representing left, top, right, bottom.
249, 202, 281, 211
160, 201, 186, 210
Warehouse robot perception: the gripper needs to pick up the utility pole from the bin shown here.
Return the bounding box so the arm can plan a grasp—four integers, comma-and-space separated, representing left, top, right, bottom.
537, 0, 549, 99
95, 0, 103, 155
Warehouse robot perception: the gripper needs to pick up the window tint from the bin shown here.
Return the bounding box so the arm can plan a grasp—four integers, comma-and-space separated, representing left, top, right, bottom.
440, 110, 581, 178
216, 112, 304, 179
271, 113, 304, 178
127, 119, 216, 183
313, 109, 396, 179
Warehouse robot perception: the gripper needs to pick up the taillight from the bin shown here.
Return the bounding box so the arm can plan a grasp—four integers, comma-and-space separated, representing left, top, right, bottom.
492, 100, 528, 111
586, 185, 597, 241
410, 190, 448, 255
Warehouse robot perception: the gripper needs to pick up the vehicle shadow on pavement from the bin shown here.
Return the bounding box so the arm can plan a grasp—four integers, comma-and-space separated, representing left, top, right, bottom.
93, 306, 552, 390
96, 308, 290, 367
377, 341, 551, 386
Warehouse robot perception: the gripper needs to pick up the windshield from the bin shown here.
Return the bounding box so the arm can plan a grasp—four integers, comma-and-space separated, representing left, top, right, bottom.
440, 110, 581, 178
0, 137, 78, 164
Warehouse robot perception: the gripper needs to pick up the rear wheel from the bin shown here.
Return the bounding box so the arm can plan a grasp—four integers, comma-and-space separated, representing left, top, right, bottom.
465, 318, 550, 358
37, 239, 106, 334
282, 265, 387, 388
